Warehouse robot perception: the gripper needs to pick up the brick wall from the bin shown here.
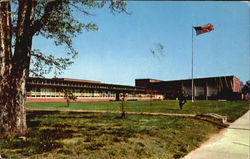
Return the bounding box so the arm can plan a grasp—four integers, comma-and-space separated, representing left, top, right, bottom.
233, 76, 241, 92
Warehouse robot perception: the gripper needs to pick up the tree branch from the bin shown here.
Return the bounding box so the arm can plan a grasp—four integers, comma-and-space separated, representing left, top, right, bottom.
30, 49, 73, 77
31, 0, 62, 35
69, 2, 95, 16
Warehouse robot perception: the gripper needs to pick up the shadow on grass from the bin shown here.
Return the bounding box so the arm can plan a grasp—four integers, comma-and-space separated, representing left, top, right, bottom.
163, 108, 181, 111
27, 111, 105, 120
56, 115, 97, 119
56, 105, 70, 108
0, 127, 77, 156
27, 120, 41, 127
27, 111, 61, 118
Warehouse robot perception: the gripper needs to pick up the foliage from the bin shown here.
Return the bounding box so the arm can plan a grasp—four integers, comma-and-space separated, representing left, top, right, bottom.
7, 0, 127, 77
62, 89, 77, 107
30, 49, 74, 77
0, 112, 220, 159
242, 80, 250, 99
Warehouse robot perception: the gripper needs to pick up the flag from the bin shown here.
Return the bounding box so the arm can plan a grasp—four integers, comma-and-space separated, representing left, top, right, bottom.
193, 24, 214, 35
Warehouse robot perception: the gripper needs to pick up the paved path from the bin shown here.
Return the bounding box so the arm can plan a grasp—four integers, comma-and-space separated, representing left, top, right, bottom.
184, 110, 250, 159
26, 108, 228, 126
26, 108, 197, 117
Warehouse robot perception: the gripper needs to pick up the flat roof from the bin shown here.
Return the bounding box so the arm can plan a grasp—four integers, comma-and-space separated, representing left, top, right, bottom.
136, 75, 238, 83
28, 77, 145, 89
54, 78, 101, 84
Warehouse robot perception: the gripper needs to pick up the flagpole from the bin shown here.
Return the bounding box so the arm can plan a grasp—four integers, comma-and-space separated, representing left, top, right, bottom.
191, 26, 194, 103
191, 24, 214, 102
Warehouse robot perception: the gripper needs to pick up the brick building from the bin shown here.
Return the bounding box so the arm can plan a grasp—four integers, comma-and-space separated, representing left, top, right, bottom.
26, 75, 242, 103
135, 75, 242, 100
26, 77, 164, 103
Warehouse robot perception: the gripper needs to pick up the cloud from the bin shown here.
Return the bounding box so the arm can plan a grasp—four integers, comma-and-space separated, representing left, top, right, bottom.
240, 1, 250, 5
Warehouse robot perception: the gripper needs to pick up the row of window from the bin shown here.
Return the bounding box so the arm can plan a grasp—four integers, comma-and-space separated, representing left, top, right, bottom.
27, 87, 163, 98
28, 93, 163, 98
29, 95, 163, 98
31, 88, 114, 93
182, 87, 218, 96
30, 95, 116, 98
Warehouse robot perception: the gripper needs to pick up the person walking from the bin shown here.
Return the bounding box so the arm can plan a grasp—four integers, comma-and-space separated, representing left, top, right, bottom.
177, 89, 187, 110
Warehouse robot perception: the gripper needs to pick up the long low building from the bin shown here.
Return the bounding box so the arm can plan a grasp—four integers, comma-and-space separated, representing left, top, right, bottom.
135, 75, 242, 100
26, 77, 164, 102
26, 75, 242, 103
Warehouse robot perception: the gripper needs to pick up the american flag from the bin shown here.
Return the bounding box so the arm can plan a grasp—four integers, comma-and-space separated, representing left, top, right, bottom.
193, 24, 214, 35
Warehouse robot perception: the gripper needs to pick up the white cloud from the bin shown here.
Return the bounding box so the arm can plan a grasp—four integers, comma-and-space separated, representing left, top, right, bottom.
240, 1, 250, 5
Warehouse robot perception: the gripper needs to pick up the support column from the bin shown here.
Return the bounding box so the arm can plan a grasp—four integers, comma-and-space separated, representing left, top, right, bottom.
115, 93, 120, 101
204, 81, 208, 100
193, 82, 196, 100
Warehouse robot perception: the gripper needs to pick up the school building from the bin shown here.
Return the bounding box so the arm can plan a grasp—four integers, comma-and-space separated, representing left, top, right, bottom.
26, 75, 242, 102
26, 77, 164, 103
135, 75, 241, 100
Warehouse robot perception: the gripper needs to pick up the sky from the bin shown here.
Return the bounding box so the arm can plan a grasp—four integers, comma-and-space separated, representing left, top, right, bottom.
33, 1, 249, 86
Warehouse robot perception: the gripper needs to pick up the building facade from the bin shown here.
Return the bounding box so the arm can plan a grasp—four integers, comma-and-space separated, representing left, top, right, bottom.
26, 75, 242, 103
135, 75, 242, 100
26, 77, 164, 103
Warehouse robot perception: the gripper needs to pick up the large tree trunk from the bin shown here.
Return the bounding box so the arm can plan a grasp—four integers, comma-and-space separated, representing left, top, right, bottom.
0, 1, 25, 136
0, 80, 28, 136
0, 0, 35, 135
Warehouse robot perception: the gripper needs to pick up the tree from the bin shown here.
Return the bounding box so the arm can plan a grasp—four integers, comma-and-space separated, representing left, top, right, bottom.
242, 81, 250, 100
149, 93, 153, 106
63, 89, 77, 107
120, 93, 126, 118
0, 0, 127, 135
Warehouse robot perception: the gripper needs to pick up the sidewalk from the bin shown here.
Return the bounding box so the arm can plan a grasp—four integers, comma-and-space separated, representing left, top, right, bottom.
184, 110, 250, 159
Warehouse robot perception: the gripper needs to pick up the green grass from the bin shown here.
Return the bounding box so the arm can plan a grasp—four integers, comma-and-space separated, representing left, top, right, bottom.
0, 112, 221, 159
27, 100, 249, 122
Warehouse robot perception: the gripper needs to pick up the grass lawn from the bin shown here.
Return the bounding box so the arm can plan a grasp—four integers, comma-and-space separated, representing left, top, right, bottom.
0, 112, 221, 159
27, 100, 249, 122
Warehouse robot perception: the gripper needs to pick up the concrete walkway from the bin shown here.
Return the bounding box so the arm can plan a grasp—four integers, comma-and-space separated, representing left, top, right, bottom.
26, 108, 197, 117
26, 108, 228, 126
184, 110, 250, 159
